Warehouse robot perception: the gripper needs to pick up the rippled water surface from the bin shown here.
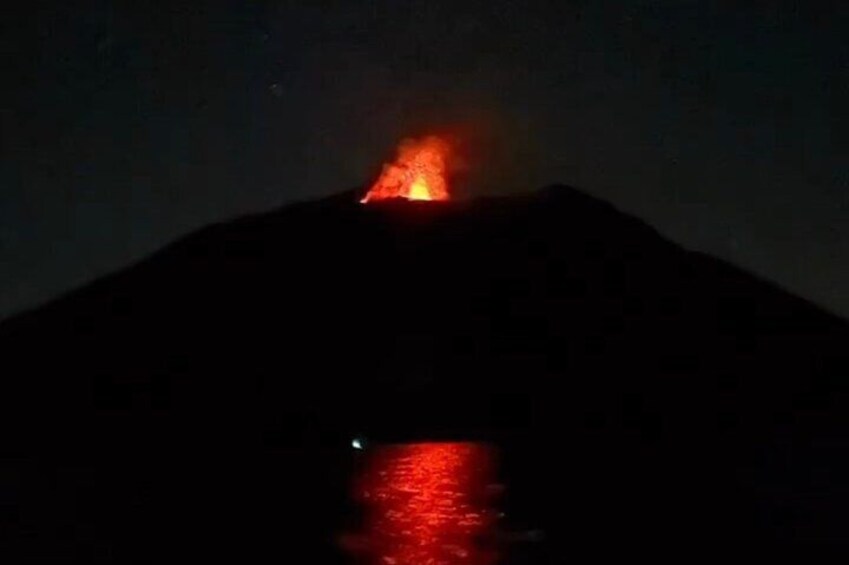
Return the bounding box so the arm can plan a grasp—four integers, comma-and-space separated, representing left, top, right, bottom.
349, 442, 500, 565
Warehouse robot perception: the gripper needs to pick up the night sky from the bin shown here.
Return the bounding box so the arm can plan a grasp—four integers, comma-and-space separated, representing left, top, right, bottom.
3, 1, 847, 319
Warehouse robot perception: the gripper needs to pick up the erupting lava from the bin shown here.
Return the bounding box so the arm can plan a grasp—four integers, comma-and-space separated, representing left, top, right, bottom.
361, 136, 451, 203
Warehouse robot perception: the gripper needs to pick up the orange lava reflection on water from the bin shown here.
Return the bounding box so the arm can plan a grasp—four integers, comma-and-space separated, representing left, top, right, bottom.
352, 443, 499, 565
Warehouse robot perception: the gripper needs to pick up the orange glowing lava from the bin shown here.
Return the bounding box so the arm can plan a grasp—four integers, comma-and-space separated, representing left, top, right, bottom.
361, 136, 451, 203
351, 443, 498, 565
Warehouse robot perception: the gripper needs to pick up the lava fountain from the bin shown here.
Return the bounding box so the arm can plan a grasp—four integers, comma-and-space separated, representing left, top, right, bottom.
361, 136, 452, 203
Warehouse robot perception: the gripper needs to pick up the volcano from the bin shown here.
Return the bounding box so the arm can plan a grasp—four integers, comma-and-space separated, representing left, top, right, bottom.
2, 186, 849, 561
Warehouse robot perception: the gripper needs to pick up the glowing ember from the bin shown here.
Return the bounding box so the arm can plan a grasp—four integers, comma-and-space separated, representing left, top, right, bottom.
361, 136, 451, 203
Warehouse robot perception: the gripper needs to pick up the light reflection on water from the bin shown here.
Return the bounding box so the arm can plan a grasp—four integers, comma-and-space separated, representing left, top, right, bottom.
349, 442, 500, 565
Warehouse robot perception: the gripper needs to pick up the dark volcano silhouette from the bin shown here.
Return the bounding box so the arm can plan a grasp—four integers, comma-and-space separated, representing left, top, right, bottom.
2, 185, 849, 561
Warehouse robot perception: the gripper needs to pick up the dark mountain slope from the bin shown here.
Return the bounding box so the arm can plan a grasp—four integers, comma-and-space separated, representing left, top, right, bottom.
2, 186, 848, 561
